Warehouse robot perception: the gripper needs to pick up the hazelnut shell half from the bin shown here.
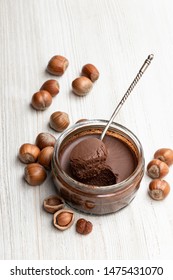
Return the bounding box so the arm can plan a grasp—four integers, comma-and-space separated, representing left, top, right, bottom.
53, 209, 74, 231
43, 195, 65, 214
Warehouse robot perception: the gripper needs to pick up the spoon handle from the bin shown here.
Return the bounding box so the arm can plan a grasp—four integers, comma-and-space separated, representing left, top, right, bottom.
100, 54, 154, 141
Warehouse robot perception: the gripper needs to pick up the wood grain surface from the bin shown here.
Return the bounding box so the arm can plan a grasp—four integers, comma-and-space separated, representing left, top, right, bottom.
0, 0, 173, 260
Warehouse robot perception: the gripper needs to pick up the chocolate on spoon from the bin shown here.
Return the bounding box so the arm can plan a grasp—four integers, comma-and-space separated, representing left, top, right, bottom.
70, 137, 107, 181
81, 165, 118, 186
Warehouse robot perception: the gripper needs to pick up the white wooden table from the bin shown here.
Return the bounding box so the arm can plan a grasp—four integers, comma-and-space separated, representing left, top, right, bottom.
1, 0, 173, 260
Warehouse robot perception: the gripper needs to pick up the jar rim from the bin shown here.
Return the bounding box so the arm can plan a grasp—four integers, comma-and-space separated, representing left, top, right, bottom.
52, 119, 145, 193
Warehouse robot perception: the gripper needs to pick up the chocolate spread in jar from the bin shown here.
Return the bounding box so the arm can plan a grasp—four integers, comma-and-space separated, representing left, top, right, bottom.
59, 130, 138, 185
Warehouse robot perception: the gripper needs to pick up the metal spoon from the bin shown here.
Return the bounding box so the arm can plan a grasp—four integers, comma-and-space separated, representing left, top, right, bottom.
100, 54, 154, 141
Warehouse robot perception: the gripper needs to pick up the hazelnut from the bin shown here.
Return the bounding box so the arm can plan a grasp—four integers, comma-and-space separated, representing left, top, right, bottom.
46, 55, 69, 76
147, 159, 169, 179
40, 79, 60, 97
148, 179, 170, 200
72, 76, 93, 96
154, 148, 173, 166
18, 143, 40, 164
38, 146, 54, 170
24, 163, 47, 186
75, 118, 88, 124
50, 111, 70, 132
35, 132, 56, 149
31, 90, 52, 110
81, 63, 99, 82
43, 195, 65, 214
76, 218, 93, 235
53, 209, 74, 230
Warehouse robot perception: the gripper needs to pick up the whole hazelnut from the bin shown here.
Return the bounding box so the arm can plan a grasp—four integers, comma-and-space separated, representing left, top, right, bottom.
18, 143, 40, 164
72, 76, 93, 96
38, 146, 54, 170
47, 55, 69, 76
154, 148, 173, 166
53, 209, 74, 230
43, 195, 65, 214
50, 111, 70, 132
24, 163, 47, 186
147, 159, 169, 179
40, 79, 60, 97
148, 179, 170, 200
35, 132, 56, 149
81, 63, 99, 82
76, 218, 93, 235
31, 90, 52, 110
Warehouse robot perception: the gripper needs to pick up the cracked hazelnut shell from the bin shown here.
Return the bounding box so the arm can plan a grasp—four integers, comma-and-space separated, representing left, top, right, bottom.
53, 209, 74, 230
43, 195, 65, 214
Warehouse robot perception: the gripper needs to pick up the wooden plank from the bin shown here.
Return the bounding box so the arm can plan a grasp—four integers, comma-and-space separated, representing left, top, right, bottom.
0, 0, 173, 259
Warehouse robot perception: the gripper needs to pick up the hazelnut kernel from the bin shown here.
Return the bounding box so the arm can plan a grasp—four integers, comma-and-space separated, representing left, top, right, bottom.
35, 132, 56, 149
154, 148, 173, 166
53, 209, 75, 230
148, 179, 170, 200
31, 90, 52, 110
38, 146, 54, 170
50, 111, 70, 132
46, 55, 69, 76
147, 159, 169, 179
40, 79, 60, 97
76, 218, 93, 235
18, 143, 40, 164
72, 76, 93, 96
57, 212, 72, 226
81, 63, 99, 82
24, 163, 47, 186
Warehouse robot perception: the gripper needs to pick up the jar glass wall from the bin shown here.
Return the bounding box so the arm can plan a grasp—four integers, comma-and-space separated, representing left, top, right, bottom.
52, 120, 144, 215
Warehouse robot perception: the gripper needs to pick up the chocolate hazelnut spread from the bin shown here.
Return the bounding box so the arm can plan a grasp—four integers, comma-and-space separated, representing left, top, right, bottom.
70, 138, 109, 183
59, 133, 137, 184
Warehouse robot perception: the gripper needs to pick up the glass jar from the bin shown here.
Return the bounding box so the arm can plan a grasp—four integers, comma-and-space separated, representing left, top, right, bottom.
52, 120, 144, 215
